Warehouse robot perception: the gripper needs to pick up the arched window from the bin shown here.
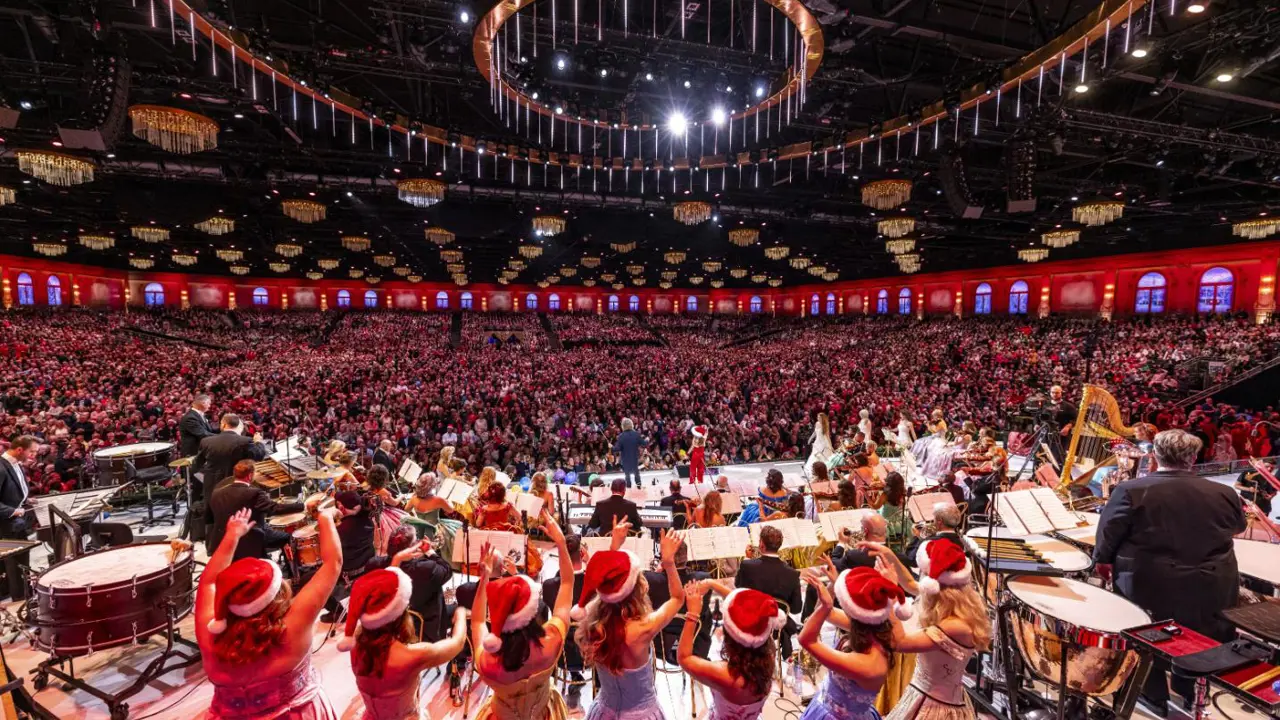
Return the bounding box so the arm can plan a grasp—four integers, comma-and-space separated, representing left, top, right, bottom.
47, 276, 62, 306
810, 294, 820, 316
435, 291, 449, 309
144, 282, 165, 307
974, 283, 993, 315
826, 293, 836, 315
460, 292, 473, 310
1134, 272, 1167, 314
1198, 267, 1234, 313
336, 289, 351, 308
608, 295, 620, 312
549, 293, 561, 311
1009, 280, 1029, 315
15, 274, 34, 306
526, 293, 538, 310
876, 289, 889, 315
253, 287, 269, 306
628, 295, 640, 312
686, 296, 698, 312
364, 290, 378, 308
898, 288, 913, 315
749, 296, 763, 313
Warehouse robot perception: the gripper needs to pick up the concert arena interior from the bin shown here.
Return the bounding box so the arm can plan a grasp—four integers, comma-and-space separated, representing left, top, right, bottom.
2, 0, 1280, 718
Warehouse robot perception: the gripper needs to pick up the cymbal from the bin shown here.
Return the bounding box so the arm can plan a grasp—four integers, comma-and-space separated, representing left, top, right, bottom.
169, 456, 196, 468
307, 467, 349, 480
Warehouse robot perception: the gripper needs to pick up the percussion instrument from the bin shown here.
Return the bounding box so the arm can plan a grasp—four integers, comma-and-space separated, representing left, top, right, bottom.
254, 459, 295, 490
30, 542, 194, 656
1006, 574, 1150, 696
269, 512, 311, 535
168, 455, 195, 469
92, 442, 175, 485
305, 491, 335, 512
965, 526, 1093, 573
291, 526, 321, 566
307, 467, 349, 481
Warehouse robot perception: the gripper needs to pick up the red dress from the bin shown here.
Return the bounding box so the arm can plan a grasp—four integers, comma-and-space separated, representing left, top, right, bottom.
689, 446, 706, 484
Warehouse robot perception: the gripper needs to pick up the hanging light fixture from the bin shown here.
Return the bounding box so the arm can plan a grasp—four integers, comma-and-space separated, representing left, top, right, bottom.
861, 179, 913, 210
267, 262, 289, 273
662, 270, 678, 281
342, 235, 371, 252
349, 268, 365, 278
632, 277, 647, 286
425, 227, 455, 245
808, 265, 827, 276
582, 279, 597, 287
447, 263, 466, 274
610, 241, 636, 253
33, 242, 67, 257
317, 258, 340, 270
537, 281, 550, 289
822, 271, 839, 282
441, 250, 464, 263
508, 259, 526, 271
281, 199, 326, 223
173, 253, 199, 266
559, 266, 577, 277
453, 275, 467, 286
129, 257, 155, 269
763, 245, 790, 260
498, 277, 512, 285
730, 268, 748, 278
407, 275, 423, 283
216, 249, 244, 262
397, 178, 446, 208
877, 216, 916, 238
626, 264, 644, 275
664, 250, 687, 264
659, 281, 673, 289
728, 228, 760, 246
393, 266, 412, 276
1041, 229, 1081, 248
689, 276, 705, 285
1072, 200, 1124, 226
886, 237, 917, 255
702, 261, 723, 273
0, 186, 14, 206
373, 254, 396, 267
532, 215, 567, 237
131, 226, 170, 242
610, 282, 624, 290
768, 278, 783, 287
547, 275, 562, 284
519, 244, 543, 259
581, 256, 601, 268
275, 242, 303, 258
896, 253, 922, 273
78, 234, 114, 250
751, 274, 767, 283
710, 279, 724, 288
789, 257, 811, 270
367, 276, 383, 284
673, 201, 713, 225
601, 273, 617, 282
1018, 247, 1050, 263
196, 216, 235, 235
306, 271, 324, 280
128, 105, 219, 154
17, 150, 95, 186
229, 265, 251, 275
1233, 218, 1280, 240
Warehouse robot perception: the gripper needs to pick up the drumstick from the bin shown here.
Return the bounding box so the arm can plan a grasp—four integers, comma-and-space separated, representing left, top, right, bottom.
1238, 665, 1280, 693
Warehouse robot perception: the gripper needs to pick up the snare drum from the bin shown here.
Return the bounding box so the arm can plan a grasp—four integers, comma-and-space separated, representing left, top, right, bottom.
93, 442, 175, 486
269, 512, 311, 535
1006, 574, 1151, 696
30, 542, 194, 656
291, 527, 321, 566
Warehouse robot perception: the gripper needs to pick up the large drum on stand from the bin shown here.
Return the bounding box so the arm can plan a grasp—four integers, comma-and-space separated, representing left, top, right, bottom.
92, 442, 175, 486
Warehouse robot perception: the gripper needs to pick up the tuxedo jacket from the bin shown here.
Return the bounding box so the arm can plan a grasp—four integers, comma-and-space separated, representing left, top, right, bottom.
178, 409, 216, 457
0, 457, 30, 538
209, 481, 304, 559
195, 432, 267, 506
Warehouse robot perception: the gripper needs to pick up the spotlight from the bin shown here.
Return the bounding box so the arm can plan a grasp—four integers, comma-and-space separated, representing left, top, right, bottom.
234, 112, 245, 119
19, 100, 33, 110
1074, 84, 1090, 93
683, 80, 692, 89
712, 214, 719, 222
711, 106, 727, 126
1215, 72, 1233, 82
1155, 159, 1165, 167
555, 106, 564, 114
1130, 47, 1149, 58
645, 72, 654, 81
346, 191, 354, 197
754, 85, 765, 98
1187, 1, 1205, 11
667, 112, 688, 135
531, 91, 540, 100
600, 68, 608, 77
556, 57, 567, 70
459, 9, 471, 22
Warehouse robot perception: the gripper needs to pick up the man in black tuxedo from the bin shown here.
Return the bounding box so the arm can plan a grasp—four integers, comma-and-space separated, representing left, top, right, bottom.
385, 526, 455, 642
1094, 429, 1246, 717
586, 478, 643, 535
195, 414, 267, 551
209, 460, 311, 559
659, 480, 689, 530
0, 436, 37, 539
736, 525, 802, 657
372, 440, 397, 474
178, 394, 216, 458
646, 544, 711, 663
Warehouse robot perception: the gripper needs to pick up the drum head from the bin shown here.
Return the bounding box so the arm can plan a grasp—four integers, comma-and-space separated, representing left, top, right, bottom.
93, 442, 173, 459
39, 543, 191, 590
293, 527, 318, 539
1006, 575, 1150, 634
271, 512, 308, 527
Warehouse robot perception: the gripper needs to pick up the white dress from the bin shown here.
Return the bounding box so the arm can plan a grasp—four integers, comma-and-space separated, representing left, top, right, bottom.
806, 426, 834, 476
883, 626, 976, 720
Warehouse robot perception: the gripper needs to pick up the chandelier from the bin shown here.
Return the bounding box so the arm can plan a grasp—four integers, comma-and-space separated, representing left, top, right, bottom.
763, 245, 790, 261
407, 275, 423, 283
275, 242, 303, 258
664, 250, 687, 264
673, 201, 712, 225
537, 281, 549, 289
896, 253, 922, 273
393, 266, 412, 276
230, 265, 250, 275
498, 277, 511, 285
196, 217, 235, 235
425, 227, 455, 245
689, 276, 705, 285
281, 199, 326, 223
368, 276, 383, 285
1233, 218, 1280, 240
1072, 200, 1124, 227
768, 278, 783, 287
711, 279, 724, 288
447, 263, 466, 274
349, 268, 365, 278
632, 277, 646, 286
173, 253, 199, 266
128, 105, 219, 154
546, 275, 562, 284
822, 272, 839, 282
861, 179, 913, 210
215, 249, 243, 262
789, 257, 811, 270
397, 178, 446, 208
660, 281, 673, 289
1041, 229, 1080, 248
559, 267, 577, 277
318, 258, 340, 270
877, 216, 916, 238
728, 228, 760, 247
131, 226, 170, 242
623, 264, 642, 276
373, 254, 396, 267
266, 262, 288, 273
581, 256, 601, 268
611, 241, 636, 253
129, 257, 155, 269
508, 259, 526, 271
807, 265, 827, 276
453, 276, 467, 286
1018, 247, 1050, 263
582, 279, 596, 287
885, 237, 916, 255
702, 261, 723, 273
533, 215, 567, 237
78, 234, 114, 250
441, 250, 464, 263
662, 270, 678, 281
601, 273, 617, 282
730, 268, 748, 279
33, 242, 67, 257
519, 244, 543, 259
751, 274, 767, 283
17, 150, 95, 186
306, 271, 324, 280
342, 236, 371, 252
0, 186, 13, 206
612, 282, 625, 290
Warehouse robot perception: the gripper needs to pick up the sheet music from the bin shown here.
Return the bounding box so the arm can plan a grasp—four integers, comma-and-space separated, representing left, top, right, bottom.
749, 518, 820, 551
994, 490, 1055, 536
906, 492, 956, 524
817, 510, 870, 543
512, 492, 544, 518
719, 492, 744, 515
993, 494, 1030, 536
452, 530, 527, 565
437, 478, 475, 507
684, 527, 751, 561
398, 458, 423, 486
582, 535, 655, 560
726, 478, 760, 496
808, 481, 839, 496
268, 435, 306, 464
1029, 487, 1085, 529
30, 487, 120, 524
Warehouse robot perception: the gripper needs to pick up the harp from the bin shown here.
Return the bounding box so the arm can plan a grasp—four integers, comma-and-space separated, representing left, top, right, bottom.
1059, 384, 1137, 495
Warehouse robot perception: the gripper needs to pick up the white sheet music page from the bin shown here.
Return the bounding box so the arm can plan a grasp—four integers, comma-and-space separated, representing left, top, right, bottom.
907, 492, 956, 524
995, 490, 1055, 535
1029, 487, 1085, 529
398, 459, 423, 485
992, 494, 1029, 536
719, 492, 744, 514
512, 493, 544, 518
453, 530, 527, 565
818, 510, 869, 542
438, 478, 475, 506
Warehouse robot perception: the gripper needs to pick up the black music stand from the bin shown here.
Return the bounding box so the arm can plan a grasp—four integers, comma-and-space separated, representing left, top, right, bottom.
47, 504, 82, 565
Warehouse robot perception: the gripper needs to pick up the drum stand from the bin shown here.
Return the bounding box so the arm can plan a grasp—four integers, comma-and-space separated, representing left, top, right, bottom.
31, 600, 200, 720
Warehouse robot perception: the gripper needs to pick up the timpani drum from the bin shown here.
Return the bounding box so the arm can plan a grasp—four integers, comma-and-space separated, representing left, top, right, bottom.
269, 512, 311, 535
1006, 574, 1151, 696
92, 442, 175, 485
291, 526, 321, 566
964, 526, 1094, 606
30, 543, 194, 657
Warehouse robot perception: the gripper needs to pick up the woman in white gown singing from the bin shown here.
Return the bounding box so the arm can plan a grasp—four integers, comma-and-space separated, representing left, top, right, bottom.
806, 412, 835, 477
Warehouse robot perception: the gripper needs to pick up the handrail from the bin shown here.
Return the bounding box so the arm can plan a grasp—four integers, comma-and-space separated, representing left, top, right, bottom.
1176, 352, 1280, 409
1191, 454, 1280, 478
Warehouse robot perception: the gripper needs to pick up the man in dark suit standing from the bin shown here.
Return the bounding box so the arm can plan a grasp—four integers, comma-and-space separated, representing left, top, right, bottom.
372, 440, 397, 475
0, 436, 37, 539
613, 418, 643, 488
659, 479, 689, 530
195, 414, 267, 551
384, 526, 455, 642
586, 478, 643, 535
178, 394, 216, 458
1094, 429, 1246, 717
646, 543, 711, 663
209, 460, 311, 559
736, 525, 802, 657
543, 533, 588, 697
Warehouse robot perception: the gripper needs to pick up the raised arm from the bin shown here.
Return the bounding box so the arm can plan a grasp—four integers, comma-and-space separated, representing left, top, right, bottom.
288, 509, 343, 625
630, 530, 686, 643
407, 606, 469, 669
197, 508, 254, 640
799, 575, 888, 684
470, 542, 493, 653
678, 582, 733, 690
541, 510, 575, 626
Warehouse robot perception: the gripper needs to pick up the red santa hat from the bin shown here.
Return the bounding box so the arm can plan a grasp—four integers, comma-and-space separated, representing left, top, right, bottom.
207, 558, 283, 635
834, 567, 912, 625
691, 425, 709, 439
482, 574, 543, 653
337, 567, 413, 652
570, 550, 643, 621
721, 588, 786, 648
914, 539, 971, 595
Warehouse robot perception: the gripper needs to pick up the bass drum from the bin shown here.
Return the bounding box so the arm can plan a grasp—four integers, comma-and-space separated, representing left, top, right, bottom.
92, 442, 175, 486
30, 543, 194, 657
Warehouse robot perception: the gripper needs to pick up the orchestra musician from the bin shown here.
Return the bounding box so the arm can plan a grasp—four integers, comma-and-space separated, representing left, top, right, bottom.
0, 435, 36, 539
208, 459, 319, 560
372, 440, 397, 474
178, 393, 216, 458
1235, 461, 1276, 516
195, 414, 267, 550
736, 526, 802, 658
660, 479, 690, 530
586, 478, 643, 535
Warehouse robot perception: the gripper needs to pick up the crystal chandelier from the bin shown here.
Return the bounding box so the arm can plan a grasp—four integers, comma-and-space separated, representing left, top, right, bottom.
425, 228, 455, 245
196, 217, 235, 235
537, 281, 549, 289
632, 277, 646, 286
128, 105, 219, 154
533, 215, 567, 237
519, 244, 543, 259
877, 216, 915, 238
173, 253, 198, 266
601, 273, 617, 282
625, 264, 644, 275
861, 179, 913, 210
78, 234, 114, 250
0, 186, 14, 206
547, 275, 562, 284
407, 275, 423, 283
131, 226, 170, 242
763, 245, 790, 260
397, 178, 446, 208
318, 258, 340, 270
17, 150, 95, 186
349, 268, 365, 278
730, 268, 748, 278
498, 277, 511, 285
393, 267, 412, 276
768, 278, 783, 287
453, 276, 467, 286
441, 250, 464, 263
373, 254, 396, 267
822, 272, 838, 282
1072, 200, 1124, 227
342, 236, 371, 252
664, 250, 687, 264
659, 281, 673, 289
702, 261, 723, 273
886, 238, 916, 255
662, 270, 678, 281
789, 257, 811, 270
673, 201, 712, 225
1041, 229, 1080, 248
581, 256, 601, 268
268, 262, 289, 273
275, 242, 303, 258
610, 241, 636, 253
508, 259, 526, 271
751, 274, 767, 283
559, 267, 577, 277
582, 279, 597, 287
1018, 247, 1050, 263
807, 265, 827, 276
612, 282, 625, 290
1233, 218, 1279, 240
230, 265, 250, 275
447, 263, 466, 274
307, 271, 324, 280
689, 276, 705, 285
896, 253, 922, 273
129, 257, 155, 269
728, 228, 760, 247
367, 276, 382, 285
33, 242, 67, 257
216, 249, 244, 262
710, 279, 724, 288
281, 199, 326, 223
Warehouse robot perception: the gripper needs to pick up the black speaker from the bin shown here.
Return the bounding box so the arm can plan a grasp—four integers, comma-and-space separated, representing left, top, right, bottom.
58, 38, 130, 151
1005, 139, 1037, 213
939, 148, 983, 219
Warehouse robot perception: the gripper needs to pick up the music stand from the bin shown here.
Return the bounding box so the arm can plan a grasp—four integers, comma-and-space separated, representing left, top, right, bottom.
47, 504, 82, 565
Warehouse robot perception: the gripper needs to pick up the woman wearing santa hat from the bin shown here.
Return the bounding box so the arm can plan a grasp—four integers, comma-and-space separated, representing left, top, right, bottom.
573, 525, 686, 720
342, 564, 469, 719
799, 566, 913, 720
678, 583, 780, 720
689, 425, 709, 485
196, 507, 343, 719
468, 508, 576, 720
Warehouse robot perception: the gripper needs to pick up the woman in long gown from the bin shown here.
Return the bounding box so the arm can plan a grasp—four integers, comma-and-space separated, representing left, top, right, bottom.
678, 583, 780, 720
806, 413, 835, 477
196, 507, 342, 719
402, 472, 460, 562
436, 446, 459, 479
343, 568, 469, 719
735, 469, 792, 526
573, 525, 687, 720
365, 465, 409, 555
470, 510, 575, 720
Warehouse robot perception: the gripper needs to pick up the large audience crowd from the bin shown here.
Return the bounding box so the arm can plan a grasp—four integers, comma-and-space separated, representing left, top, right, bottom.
2, 308, 1278, 495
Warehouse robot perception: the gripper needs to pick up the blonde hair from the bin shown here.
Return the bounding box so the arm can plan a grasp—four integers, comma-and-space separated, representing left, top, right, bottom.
531, 471, 548, 496
817, 413, 830, 436
574, 576, 653, 675
916, 584, 990, 651
440, 446, 456, 463
477, 466, 497, 495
